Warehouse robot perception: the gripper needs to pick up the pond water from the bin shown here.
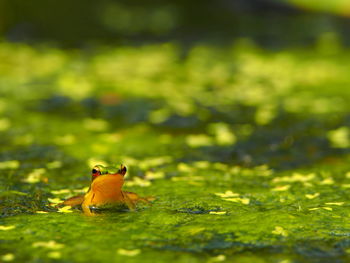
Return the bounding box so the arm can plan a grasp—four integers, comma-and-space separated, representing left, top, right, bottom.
1, 41, 350, 262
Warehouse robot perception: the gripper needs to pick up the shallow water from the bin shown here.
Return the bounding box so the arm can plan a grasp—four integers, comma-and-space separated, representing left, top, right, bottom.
1, 42, 350, 262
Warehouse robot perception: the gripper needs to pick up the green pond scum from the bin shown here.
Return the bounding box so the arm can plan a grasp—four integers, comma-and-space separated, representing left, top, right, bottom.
1, 38, 350, 263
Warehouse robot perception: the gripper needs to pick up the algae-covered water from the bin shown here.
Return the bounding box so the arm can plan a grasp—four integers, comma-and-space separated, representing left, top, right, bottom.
1, 40, 350, 262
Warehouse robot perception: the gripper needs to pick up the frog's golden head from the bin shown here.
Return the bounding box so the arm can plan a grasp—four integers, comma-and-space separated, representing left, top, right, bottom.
91, 164, 127, 181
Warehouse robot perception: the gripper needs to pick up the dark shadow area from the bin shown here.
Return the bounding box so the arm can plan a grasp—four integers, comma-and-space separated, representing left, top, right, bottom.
2, 0, 350, 48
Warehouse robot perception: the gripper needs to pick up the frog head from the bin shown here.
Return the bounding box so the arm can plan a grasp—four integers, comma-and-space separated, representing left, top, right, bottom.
91, 164, 127, 181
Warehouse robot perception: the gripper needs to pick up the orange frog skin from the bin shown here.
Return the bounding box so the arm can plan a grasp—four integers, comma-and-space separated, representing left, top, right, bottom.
62, 164, 149, 216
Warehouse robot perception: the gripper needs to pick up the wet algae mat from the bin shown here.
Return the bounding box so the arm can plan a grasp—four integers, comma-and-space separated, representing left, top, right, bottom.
1, 41, 350, 262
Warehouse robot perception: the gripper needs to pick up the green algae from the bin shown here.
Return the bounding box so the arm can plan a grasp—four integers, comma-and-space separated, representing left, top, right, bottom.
1, 41, 350, 262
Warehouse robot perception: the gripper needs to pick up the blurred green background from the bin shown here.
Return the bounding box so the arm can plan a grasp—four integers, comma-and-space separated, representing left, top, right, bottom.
1, 0, 350, 47
2, 1, 350, 263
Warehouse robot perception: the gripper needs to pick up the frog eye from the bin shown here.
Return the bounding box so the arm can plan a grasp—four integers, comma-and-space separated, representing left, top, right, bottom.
91, 166, 102, 177
119, 165, 127, 176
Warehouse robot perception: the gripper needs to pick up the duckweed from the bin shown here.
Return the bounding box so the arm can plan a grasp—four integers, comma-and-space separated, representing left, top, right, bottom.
1, 41, 350, 262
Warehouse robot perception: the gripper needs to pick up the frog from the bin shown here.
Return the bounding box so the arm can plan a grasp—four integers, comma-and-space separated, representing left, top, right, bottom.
62, 164, 150, 216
